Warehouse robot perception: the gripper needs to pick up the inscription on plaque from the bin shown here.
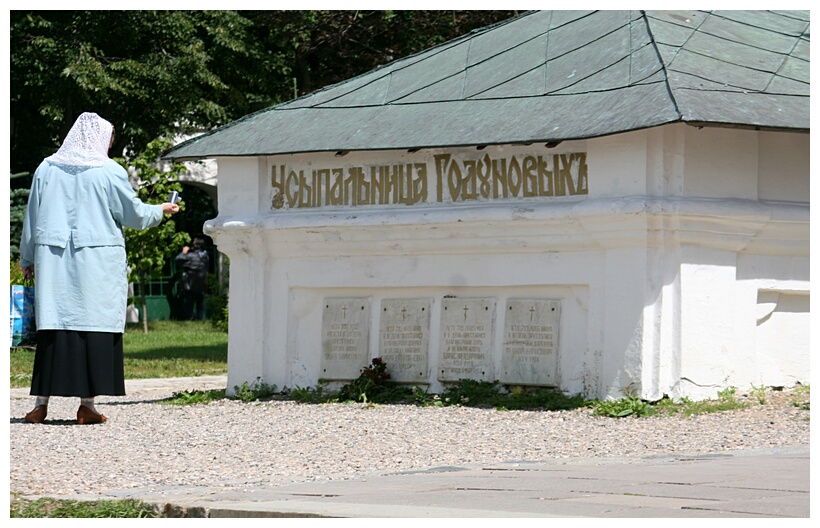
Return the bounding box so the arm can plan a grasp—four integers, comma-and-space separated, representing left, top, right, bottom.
438, 298, 495, 382
321, 298, 371, 380
501, 299, 561, 386
379, 299, 431, 383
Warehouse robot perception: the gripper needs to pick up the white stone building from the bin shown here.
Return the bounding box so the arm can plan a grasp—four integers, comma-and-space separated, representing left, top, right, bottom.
165, 10, 810, 400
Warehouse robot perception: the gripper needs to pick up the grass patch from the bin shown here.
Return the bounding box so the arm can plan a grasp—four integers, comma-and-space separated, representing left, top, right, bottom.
122, 320, 228, 379
9, 347, 35, 388
672, 387, 748, 416
9, 320, 227, 388
10, 497, 158, 518
587, 386, 751, 418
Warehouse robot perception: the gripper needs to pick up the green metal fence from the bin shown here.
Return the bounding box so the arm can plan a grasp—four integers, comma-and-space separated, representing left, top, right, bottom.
130, 247, 221, 321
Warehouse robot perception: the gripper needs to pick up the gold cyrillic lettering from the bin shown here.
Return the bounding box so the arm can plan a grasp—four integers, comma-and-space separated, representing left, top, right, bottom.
575, 153, 588, 195
492, 156, 508, 199
522, 156, 537, 197
409, 164, 427, 205
298, 171, 311, 208
537, 155, 553, 196
285, 169, 299, 208
270, 151, 588, 209
447, 158, 463, 202
434, 154, 450, 202
508, 156, 522, 197
559, 154, 575, 196
271, 165, 285, 209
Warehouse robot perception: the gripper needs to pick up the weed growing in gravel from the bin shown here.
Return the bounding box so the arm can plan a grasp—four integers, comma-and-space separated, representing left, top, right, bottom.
651, 386, 748, 417
286, 374, 585, 411
791, 384, 810, 414
439, 379, 503, 407
589, 385, 757, 418
682, 387, 747, 416
290, 385, 336, 404
420, 379, 585, 411
335, 358, 415, 403
504, 386, 587, 411
591, 395, 655, 418
161, 388, 226, 405
11, 497, 158, 518
233, 378, 277, 402
590, 385, 655, 417
160, 377, 275, 405
750, 384, 768, 405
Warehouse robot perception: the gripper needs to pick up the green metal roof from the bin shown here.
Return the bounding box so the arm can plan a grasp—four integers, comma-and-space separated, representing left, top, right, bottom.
164, 10, 810, 161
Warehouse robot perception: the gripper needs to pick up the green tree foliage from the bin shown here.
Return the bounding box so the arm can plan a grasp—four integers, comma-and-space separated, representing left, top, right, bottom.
120, 139, 190, 333
11, 10, 518, 176
9, 188, 31, 262
10, 10, 270, 175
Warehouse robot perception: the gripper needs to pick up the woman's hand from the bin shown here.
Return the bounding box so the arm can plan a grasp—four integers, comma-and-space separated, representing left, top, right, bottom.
22, 265, 34, 281
162, 203, 180, 215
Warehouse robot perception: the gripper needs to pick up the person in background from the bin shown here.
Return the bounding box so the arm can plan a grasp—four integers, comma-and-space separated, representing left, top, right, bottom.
175, 237, 209, 320
19, 112, 179, 425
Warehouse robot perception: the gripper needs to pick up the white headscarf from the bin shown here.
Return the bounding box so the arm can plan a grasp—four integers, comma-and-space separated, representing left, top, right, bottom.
45, 112, 114, 167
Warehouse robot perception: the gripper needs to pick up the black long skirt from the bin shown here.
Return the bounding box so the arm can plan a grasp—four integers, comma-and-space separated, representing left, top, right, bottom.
30, 330, 126, 397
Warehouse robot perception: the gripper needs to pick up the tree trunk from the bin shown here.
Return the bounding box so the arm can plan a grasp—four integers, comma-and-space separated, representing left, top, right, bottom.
139, 271, 149, 334
141, 297, 149, 334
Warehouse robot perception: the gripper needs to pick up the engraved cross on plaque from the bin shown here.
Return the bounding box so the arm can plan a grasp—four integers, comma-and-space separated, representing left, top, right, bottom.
401, 306, 408, 321
463, 305, 470, 321
530, 305, 536, 321
342, 305, 348, 319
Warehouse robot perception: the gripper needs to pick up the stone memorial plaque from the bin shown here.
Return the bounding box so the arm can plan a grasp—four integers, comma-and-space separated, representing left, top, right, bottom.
438, 297, 495, 382
321, 298, 371, 380
379, 298, 431, 383
501, 299, 560, 386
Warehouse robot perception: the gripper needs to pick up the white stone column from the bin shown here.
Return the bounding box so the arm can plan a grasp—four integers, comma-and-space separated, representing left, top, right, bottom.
206, 157, 270, 395
223, 244, 267, 395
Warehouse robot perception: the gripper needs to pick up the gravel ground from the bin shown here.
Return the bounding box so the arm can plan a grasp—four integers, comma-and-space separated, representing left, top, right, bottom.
9, 385, 810, 499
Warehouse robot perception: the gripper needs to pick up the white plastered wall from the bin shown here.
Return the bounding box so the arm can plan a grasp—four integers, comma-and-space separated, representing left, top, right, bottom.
207, 124, 809, 400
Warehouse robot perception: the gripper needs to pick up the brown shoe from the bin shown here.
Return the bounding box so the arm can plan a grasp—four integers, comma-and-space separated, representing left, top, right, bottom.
24, 405, 47, 423
77, 405, 107, 425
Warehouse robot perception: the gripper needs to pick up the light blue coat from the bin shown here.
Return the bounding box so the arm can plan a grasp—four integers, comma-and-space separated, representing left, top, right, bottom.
19, 160, 164, 332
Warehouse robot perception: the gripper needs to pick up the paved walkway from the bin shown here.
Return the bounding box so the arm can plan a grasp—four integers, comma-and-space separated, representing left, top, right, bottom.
115, 446, 811, 518
11, 376, 810, 518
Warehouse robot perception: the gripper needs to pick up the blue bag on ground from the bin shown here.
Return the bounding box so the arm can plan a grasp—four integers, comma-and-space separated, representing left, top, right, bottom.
10, 285, 35, 346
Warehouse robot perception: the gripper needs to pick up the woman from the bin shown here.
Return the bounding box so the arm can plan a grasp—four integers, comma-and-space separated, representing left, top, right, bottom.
19, 112, 179, 425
